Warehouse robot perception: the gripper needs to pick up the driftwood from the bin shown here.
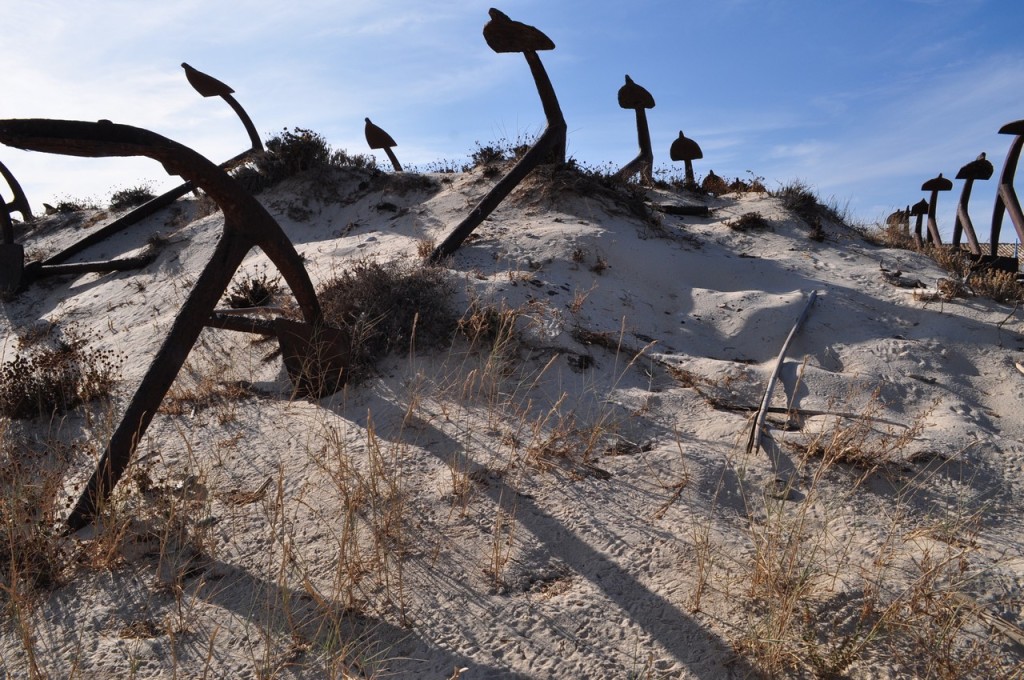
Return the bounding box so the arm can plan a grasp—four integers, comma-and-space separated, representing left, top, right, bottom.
709, 401, 907, 429
745, 290, 818, 455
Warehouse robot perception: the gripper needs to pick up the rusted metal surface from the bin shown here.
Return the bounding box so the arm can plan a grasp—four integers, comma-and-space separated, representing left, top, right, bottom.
910, 199, 929, 248
364, 118, 403, 172
483, 7, 554, 52
952, 153, 993, 255
0, 158, 33, 222
4, 66, 265, 294
0, 208, 23, 295
0, 160, 31, 294
669, 131, 702, 187
616, 76, 655, 185
617, 76, 655, 182
40, 148, 256, 272
921, 173, 952, 245
991, 119, 1024, 260
885, 206, 910, 232
429, 8, 566, 262
0, 118, 344, 531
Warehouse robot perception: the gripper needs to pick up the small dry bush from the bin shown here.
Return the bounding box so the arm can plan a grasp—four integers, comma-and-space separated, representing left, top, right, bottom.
927, 246, 1024, 304
793, 388, 933, 470
775, 180, 848, 226
469, 136, 532, 168
863, 220, 918, 250
970, 267, 1024, 303
233, 127, 378, 193
108, 184, 155, 212
700, 171, 766, 196
700, 171, 730, 195
318, 259, 458, 382
0, 326, 123, 420
726, 212, 771, 232
520, 158, 658, 227
457, 297, 521, 349
224, 269, 281, 308
51, 197, 99, 213
734, 388, 1020, 677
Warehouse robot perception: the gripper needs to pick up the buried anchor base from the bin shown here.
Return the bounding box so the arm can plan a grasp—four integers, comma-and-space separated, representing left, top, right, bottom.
274, 318, 353, 398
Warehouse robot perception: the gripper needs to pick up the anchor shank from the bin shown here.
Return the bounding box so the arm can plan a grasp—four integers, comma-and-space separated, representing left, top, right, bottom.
926, 190, 943, 245
221, 93, 264, 152
429, 125, 563, 261
65, 233, 251, 530
992, 134, 1024, 254
523, 51, 566, 162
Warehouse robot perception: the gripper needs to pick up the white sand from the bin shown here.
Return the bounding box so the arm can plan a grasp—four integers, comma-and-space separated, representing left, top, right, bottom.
2, 165, 1023, 678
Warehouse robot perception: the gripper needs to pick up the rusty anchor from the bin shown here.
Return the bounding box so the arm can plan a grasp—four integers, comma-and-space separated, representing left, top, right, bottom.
920, 173, 952, 245
0, 118, 348, 531
615, 75, 655, 185
4, 65, 266, 296
364, 118, 403, 172
669, 131, 702, 188
951, 153, 993, 256
181, 63, 263, 153
428, 8, 567, 262
885, 205, 910, 233
910, 199, 929, 248
990, 120, 1024, 263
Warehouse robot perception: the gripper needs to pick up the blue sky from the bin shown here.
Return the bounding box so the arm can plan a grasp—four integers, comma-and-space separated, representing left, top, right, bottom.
2, 0, 1022, 239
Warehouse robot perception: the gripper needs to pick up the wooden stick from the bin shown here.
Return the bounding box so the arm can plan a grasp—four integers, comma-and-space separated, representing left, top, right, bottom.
745, 290, 818, 454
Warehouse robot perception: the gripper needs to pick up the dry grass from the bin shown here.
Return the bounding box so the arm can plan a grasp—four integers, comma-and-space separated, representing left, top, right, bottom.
862, 221, 1023, 304
926, 246, 1024, 304
774, 179, 849, 227
725, 387, 1020, 677
0, 325, 123, 420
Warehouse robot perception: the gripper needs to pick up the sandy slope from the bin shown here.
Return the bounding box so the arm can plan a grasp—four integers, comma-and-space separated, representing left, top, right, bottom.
2, 165, 1024, 678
